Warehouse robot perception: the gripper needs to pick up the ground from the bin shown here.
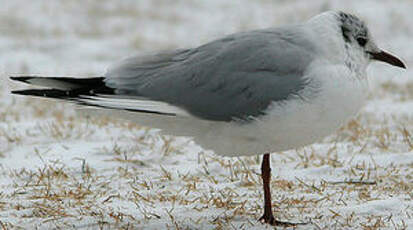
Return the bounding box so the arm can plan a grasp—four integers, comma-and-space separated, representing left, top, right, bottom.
0, 0, 412, 229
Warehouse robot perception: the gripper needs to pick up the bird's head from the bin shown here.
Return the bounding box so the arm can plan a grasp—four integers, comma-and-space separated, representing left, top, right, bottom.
308, 11, 406, 71
337, 11, 405, 69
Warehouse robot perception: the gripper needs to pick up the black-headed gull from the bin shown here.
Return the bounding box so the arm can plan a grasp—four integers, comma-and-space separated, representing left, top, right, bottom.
11, 11, 405, 226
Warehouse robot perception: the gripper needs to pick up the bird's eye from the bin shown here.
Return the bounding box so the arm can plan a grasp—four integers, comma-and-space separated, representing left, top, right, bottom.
356, 37, 367, 47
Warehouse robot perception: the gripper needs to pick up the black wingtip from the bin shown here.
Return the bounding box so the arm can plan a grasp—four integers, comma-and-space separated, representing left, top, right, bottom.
11, 90, 23, 95
9, 76, 35, 83
11, 90, 36, 96
11, 89, 43, 96
11, 89, 68, 98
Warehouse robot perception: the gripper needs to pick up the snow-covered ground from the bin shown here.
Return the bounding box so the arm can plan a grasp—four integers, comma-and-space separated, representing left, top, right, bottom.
1, 0, 412, 229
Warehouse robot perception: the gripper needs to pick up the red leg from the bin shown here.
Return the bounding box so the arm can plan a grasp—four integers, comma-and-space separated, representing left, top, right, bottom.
258, 153, 276, 224
258, 154, 303, 227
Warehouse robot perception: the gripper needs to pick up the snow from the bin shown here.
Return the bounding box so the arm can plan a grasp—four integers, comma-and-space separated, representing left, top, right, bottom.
1, 0, 412, 229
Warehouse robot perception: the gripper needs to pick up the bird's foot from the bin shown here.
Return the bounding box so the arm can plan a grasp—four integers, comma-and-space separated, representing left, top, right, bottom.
259, 213, 307, 227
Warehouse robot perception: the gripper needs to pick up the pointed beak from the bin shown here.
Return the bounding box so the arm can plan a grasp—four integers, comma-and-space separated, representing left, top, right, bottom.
368, 50, 406, 69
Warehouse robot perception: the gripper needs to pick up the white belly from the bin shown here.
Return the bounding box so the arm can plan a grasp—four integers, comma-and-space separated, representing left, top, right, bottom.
192, 65, 369, 156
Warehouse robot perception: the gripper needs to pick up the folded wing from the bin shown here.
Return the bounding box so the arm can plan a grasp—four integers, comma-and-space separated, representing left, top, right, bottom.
104, 27, 316, 121
11, 26, 316, 122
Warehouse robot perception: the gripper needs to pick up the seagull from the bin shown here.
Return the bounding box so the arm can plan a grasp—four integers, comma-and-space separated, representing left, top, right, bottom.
10, 11, 405, 226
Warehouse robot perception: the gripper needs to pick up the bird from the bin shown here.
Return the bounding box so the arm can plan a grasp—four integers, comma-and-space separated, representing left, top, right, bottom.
10, 11, 405, 226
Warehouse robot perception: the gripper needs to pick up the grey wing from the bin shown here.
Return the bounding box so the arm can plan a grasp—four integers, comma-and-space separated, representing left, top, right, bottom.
104, 27, 317, 121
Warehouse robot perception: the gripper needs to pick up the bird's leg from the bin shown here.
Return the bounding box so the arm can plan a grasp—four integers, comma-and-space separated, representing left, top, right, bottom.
258, 153, 276, 224
258, 153, 303, 227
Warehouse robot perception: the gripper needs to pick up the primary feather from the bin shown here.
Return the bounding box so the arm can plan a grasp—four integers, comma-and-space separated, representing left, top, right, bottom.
10, 76, 184, 117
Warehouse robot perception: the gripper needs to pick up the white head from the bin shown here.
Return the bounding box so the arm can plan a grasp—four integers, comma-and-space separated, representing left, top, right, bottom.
309, 11, 406, 73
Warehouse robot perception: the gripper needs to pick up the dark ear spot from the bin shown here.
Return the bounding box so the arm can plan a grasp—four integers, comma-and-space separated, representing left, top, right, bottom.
341, 26, 351, 43
356, 37, 367, 47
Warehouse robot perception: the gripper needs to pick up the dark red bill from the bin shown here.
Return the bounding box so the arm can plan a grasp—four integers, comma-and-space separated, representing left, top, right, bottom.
369, 50, 406, 69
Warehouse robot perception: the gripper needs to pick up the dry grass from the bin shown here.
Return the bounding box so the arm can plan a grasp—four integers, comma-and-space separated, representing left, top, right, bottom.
1, 93, 412, 229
